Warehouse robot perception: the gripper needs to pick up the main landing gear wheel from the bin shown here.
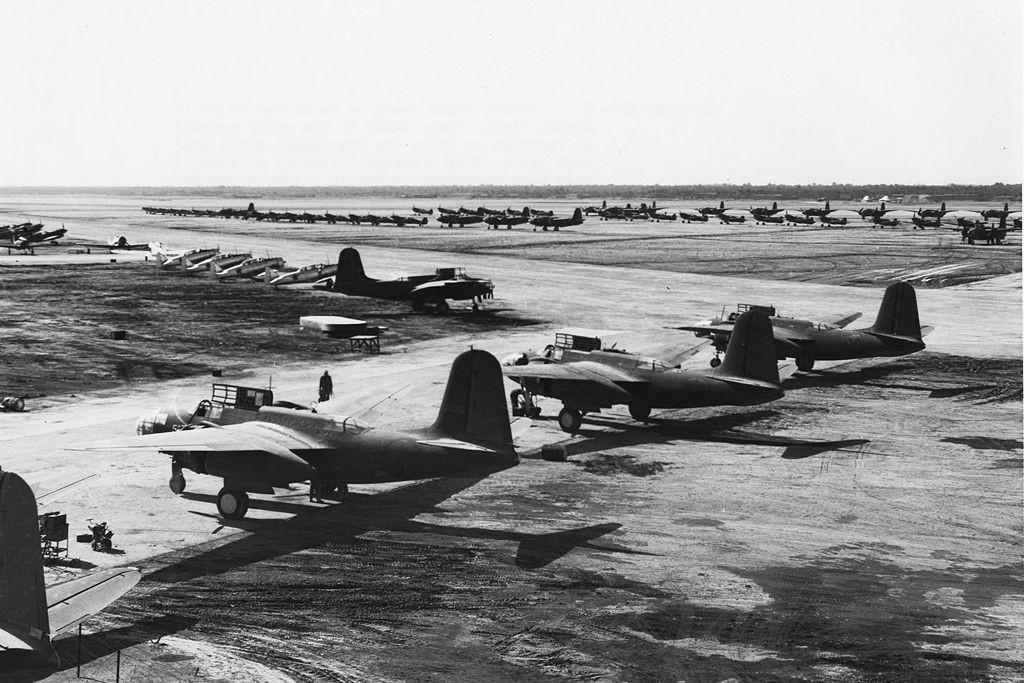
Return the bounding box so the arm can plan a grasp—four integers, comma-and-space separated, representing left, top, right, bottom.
169, 471, 186, 495
709, 356, 722, 368
628, 404, 651, 421
558, 407, 583, 434
436, 300, 450, 315
796, 357, 815, 372
216, 488, 250, 520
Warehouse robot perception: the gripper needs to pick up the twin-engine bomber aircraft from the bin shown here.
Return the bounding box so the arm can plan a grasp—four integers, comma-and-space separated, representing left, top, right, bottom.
328, 247, 494, 313
679, 282, 931, 371
504, 310, 784, 433
83, 350, 517, 520
0, 472, 140, 664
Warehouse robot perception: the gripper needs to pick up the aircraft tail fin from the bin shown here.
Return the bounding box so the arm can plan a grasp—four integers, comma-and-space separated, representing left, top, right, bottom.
333, 247, 369, 289
0, 471, 50, 651
713, 310, 781, 387
572, 208, 582, 222
940, 202, 946, 212
868, 282, 923, 339
430, 350, 515, 460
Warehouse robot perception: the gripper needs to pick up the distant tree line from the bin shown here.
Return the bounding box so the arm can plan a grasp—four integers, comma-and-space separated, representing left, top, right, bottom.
5, 183, 1020, 202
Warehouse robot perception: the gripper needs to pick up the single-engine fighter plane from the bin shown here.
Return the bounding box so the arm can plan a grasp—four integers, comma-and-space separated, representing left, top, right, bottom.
678, 209, 709, 223
750, 201, 780, 220
756, 213, 785, 225
412, 206, 434, 215
858, 202, 888, 220
83, 350, 517, 520
504, 310, 783, 433
0, 471, 141, 664
719, 213, 746, 224
819, 214, 849, 226
917, 202, 948, 219
108, 236, 158, 251
785, 212, 815, 226
911, 214, 941, 229
981, 202, 1011, 220
872, 213, 901, 228
801, 201, 833, 217
485, 208, 530, 229
678, 282, 931, 372
329, 247, 493, 313
270, 262, 338, 285
700, 201, 727, 216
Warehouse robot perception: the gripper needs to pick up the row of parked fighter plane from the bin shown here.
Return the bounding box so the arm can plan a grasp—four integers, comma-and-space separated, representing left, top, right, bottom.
146, 243, 495, 314
0, 222, 67, 250
140, 203, 584, 230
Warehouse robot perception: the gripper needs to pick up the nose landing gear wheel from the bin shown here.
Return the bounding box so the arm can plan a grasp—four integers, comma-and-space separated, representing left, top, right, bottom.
217, 488, 250, 520
796, 357, 815, 372
558, 407, 582, 434
169, 471, 186, 495
628, 404, 651, 421
436, 300, 450, 315
709, 356, 722, 368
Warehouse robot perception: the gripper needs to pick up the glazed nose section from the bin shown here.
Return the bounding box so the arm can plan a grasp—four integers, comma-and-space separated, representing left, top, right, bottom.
136, 411, 162, 435
136, 409, 182, 435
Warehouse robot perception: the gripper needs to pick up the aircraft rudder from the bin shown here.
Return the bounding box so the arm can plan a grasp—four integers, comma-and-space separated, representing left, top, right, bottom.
334, 247, 368, 289
716, 311, 780, 385
869, 282, 922, 338
431, 350, 515, 458
0, 472, 50, 650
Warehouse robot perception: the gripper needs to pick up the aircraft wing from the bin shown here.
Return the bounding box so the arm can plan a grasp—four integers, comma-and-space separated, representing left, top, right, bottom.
504, 361, 639, 402
81, 421, 312, 453
416, 437, 497, 453
676, 323, 733, 337
822, 311, 863, 328
46, 568, 142, 636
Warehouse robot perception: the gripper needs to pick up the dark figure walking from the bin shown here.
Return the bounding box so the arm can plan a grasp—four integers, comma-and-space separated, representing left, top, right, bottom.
318, 370, 334, 402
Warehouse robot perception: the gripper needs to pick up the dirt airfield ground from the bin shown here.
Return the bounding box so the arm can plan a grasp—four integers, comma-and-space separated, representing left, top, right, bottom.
0, 193, 1021, 682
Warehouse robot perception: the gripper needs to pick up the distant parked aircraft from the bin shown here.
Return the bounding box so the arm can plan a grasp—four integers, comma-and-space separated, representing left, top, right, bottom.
329, 247, 494, 314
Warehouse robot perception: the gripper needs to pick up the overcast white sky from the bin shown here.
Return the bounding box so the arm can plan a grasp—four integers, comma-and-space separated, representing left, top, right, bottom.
1, 1, 1020, 186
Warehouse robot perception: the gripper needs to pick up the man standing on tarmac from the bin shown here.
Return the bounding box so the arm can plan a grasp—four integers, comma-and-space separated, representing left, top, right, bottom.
318, 370, 334, 403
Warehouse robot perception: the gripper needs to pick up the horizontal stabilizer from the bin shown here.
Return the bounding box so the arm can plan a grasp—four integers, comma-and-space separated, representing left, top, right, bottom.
826, 311, 863, 328
47, 568, 141, 636
416, 438, 496, 453
714, 375, 785, 390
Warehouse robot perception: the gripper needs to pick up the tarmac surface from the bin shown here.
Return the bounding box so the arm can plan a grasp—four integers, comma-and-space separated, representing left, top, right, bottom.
0, 193, 1021, 682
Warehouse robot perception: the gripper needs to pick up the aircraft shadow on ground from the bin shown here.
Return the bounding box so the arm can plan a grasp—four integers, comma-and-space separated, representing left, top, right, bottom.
0, 615, 200, 682
411, 520, 657, 570
780, 363, 910, 391
534, 409, 870, 461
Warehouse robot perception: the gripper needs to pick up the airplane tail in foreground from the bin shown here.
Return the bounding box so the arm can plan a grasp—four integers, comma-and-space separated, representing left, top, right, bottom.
0, 471, 49, 653
0, 472, 141, 660
429, 350, 516, 459
333, 247, 369, 289
868, 282, 923, 340
713, 310, 781, 388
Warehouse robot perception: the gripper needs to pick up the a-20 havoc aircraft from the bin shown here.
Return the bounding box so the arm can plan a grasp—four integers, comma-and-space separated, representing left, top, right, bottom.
503, 310, 783, 434
0, 472, 140, 666
678, 282, 930, 372
329, 247, 494, 313
529, 208, 584, 230
86, 350, 516, 521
